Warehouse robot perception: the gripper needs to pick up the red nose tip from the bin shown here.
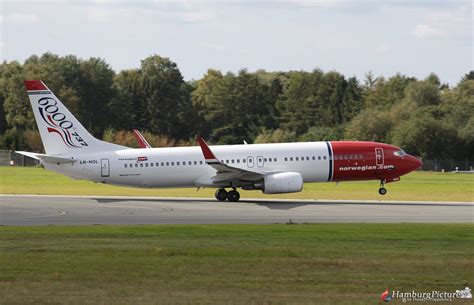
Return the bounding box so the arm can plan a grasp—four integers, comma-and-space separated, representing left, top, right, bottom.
409, 155, 422, 171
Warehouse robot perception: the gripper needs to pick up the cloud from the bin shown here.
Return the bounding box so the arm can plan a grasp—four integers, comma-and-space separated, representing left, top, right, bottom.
201, 42, 227, 51
412, 7, 470, 39
84, 1, 214, 23
201, 42, 249, 54
0, 13, 39, 25
375, 43, 391, 53
86, 7, 134, 22
413, 24, 447, 38
289, 0, 342, 8
177, 10, 214, 23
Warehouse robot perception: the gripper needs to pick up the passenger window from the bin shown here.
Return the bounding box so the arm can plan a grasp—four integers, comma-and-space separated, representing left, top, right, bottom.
156, 163, 159, 166
274, 158, 277, 162
150, 163, 153, 167
359, 154, 363, 159
318, 156, 321, 160
312, 156, 315, 160
188, 161, 192, 165
171, 162, 174, 166
284, 157, 288, 161
130, 163, 133, 167
296, 157, 299, 161
124, 164, 127, 168
140, 163, 143, 167
323, 156, 327, 160
290, 157, 293, 161
200, 161, 203, 165
145, 163, 149, 167
243, 159, 246, 163
135, 163, 138, 167
166, 162, 169, 166
237, 159, 240, 163
177, 162, 180, 166
264, 158, 267, 162
344, 155, 348, 160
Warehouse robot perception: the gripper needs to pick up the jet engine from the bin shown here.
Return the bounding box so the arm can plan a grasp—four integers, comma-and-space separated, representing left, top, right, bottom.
246, 172, 303, 194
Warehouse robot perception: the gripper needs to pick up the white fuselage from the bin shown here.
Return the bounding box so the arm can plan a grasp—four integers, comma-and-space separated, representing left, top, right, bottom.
46, 142, 332, 188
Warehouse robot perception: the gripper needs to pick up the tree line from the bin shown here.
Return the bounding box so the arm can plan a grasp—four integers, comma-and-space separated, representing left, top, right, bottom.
0, 53, 472, 160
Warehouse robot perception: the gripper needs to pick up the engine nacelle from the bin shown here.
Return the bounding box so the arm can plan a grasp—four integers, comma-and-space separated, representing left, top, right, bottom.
261, 172, 303, 194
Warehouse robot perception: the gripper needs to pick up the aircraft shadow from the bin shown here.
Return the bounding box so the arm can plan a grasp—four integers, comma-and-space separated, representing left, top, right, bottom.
93, 197, 472, 211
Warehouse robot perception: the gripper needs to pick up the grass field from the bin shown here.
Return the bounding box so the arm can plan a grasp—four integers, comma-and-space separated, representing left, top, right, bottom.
1, 224, 473, 305
1, 166, 473, 201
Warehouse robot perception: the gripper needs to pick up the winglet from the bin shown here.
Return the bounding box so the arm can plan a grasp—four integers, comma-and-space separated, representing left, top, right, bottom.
24, 80, 48, 91
197, 137, 219, 163
133, 129, 152, 149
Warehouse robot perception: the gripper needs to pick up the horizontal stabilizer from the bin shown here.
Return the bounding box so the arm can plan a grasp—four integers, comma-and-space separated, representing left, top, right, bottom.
15, 151, 76, 164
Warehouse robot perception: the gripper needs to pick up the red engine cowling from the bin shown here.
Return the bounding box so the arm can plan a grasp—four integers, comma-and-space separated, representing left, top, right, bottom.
261, 172, 304, 194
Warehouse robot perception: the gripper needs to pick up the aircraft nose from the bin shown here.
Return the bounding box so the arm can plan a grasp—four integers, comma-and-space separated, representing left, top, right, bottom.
407, 154, 422, 171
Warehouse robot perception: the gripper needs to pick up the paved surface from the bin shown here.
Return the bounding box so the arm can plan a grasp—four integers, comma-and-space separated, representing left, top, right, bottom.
0, 195, 473, 225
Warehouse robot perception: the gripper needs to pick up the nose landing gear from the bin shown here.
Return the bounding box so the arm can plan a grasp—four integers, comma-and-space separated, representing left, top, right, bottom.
215, 188, 241, 202
378, 180, 387, 195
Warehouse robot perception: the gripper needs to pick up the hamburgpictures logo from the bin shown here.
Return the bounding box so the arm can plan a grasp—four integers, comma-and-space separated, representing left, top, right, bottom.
37, 97, 88, 148
381, 288, 392, 302
380, 287, 472, 302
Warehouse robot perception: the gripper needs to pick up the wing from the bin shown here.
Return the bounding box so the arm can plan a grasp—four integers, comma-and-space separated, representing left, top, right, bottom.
197, 137, 270, 183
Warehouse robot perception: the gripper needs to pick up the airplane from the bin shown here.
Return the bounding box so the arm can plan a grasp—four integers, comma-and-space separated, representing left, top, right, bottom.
17, 80, 422, 202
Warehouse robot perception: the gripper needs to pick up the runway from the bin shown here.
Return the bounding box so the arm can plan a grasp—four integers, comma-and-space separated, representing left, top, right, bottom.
1, 195, 472, 225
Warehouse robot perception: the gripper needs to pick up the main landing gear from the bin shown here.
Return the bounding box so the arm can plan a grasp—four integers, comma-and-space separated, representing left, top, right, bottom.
215, 188, 240, 202
378, 180, 387, 195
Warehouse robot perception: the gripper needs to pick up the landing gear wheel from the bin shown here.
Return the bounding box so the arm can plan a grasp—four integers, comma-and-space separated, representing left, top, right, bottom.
227, 190, 240, 202
215, 189, 228, 201
378, 179, 387, 195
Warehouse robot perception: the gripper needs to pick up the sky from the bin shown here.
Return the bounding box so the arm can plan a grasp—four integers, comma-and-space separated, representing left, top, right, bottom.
0, 0, 472, 85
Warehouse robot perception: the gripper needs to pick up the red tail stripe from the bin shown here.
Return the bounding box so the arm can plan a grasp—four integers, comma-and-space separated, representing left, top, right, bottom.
24, 80, 47, 91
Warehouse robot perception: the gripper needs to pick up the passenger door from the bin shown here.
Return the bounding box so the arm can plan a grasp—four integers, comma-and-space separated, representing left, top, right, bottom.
101, 159, 110, 177
375, 148, 384, 166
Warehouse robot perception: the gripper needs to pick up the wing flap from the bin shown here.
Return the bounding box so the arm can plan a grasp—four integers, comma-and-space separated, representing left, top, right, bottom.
15, 151, 76, 164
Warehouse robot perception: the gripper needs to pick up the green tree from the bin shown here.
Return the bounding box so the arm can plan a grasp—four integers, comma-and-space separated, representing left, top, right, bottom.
404, 79, 441, 106
78, 57, 115, 136
111, 69, 145, 130
193, 69, 276, 143
139, 55, 194, 139
344, 109, 393, 142
390, 115, 457, 159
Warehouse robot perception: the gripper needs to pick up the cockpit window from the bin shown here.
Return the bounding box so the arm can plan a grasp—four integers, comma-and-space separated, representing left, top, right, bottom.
394, 150, 407, 157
